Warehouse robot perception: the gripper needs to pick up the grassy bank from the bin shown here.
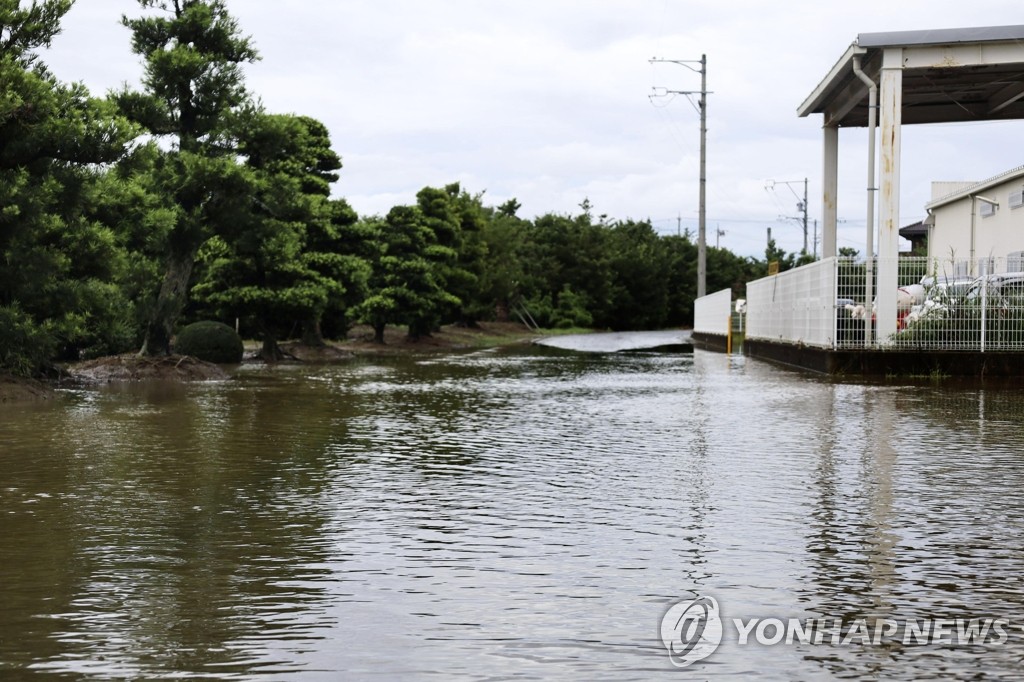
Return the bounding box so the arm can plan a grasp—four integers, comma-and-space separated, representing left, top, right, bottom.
0, 374, 53, 403
245, 321, 583, 360
0, 322, 597, 403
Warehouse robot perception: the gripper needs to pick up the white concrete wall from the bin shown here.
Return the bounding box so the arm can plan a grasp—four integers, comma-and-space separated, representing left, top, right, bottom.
745, 258, 838, 348
693, 288, 733, 336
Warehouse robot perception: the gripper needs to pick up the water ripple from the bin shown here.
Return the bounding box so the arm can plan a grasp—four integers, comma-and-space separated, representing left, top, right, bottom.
3, 346, 1024, 679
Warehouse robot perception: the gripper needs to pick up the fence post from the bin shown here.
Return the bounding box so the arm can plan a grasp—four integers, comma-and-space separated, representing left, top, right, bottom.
981, 275, 987, 353
832, 257, 838, 350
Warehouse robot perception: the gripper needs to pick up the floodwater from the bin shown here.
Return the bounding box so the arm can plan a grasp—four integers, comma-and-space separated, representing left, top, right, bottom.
534, 329, 690, 352
3, 335, 1024, 680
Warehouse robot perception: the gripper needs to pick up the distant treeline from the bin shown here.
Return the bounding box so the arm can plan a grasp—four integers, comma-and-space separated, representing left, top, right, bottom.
0, 1, 807, 375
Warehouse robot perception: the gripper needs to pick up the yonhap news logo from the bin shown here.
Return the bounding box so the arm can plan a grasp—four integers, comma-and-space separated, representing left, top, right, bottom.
660, 596, 723, 668
661, 595, 1012, 668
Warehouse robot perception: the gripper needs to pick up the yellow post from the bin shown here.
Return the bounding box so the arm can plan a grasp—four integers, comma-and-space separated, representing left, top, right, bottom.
726, 316, 732, 354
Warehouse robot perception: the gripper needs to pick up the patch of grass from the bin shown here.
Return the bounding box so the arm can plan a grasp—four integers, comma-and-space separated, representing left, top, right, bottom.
433, 324, 539, 348
884, 367, 951, 381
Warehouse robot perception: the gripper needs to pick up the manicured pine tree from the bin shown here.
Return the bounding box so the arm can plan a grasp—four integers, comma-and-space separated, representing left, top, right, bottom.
0, 0, 138, 373
300, 197, 373, 345
357, 204, 459, 343
192, 113, 340, 360
116, 0, 258, 356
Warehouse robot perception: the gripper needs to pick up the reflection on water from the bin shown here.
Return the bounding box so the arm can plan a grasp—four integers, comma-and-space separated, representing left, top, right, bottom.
2, 346, 1024, 679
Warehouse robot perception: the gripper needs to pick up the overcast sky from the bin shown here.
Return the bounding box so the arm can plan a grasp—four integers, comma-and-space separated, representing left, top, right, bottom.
39, 0, 1024, 257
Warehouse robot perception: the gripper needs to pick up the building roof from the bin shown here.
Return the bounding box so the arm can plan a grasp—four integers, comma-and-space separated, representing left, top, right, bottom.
898, 220, 928, 238
857, 25, 1024, 48
798, 25, 1024, 127
925, 165, 1024, 210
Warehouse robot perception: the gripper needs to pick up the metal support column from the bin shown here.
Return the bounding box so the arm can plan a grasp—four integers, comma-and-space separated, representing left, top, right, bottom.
876, 48, 903, 342
821, 125, 839, 259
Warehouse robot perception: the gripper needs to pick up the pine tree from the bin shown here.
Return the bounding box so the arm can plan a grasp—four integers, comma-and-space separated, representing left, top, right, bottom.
1, 1, 137, 373
117, 0, 258, 356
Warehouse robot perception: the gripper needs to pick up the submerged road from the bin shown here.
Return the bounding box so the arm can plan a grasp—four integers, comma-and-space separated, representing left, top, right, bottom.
533, 329, 692, 353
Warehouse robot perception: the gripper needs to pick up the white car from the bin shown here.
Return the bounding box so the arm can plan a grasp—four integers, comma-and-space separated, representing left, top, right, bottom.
961, 272, 1024, 307
919, 274, 975, 304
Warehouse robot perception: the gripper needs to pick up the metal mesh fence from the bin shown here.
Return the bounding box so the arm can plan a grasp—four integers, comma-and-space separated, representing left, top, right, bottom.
743, 257, 1024, 351
836, 256, 1024, 351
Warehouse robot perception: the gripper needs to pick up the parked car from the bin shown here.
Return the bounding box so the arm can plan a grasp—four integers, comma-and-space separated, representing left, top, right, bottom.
961, 272, 1024, 310
919, 274, 974, 305
901, 274, 972, 326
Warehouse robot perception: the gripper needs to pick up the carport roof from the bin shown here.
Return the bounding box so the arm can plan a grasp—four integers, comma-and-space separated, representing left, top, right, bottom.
798, 25, 1024, 127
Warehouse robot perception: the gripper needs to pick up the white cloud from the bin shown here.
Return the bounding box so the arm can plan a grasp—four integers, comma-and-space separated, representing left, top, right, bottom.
39, 0, 1024, 257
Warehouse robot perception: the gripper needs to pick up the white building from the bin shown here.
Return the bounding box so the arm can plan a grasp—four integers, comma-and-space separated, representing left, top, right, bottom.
925, 166, 1024, 273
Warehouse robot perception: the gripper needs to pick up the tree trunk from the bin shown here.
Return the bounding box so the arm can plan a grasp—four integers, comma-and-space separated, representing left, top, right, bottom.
373, 321, 386, 344
139, 250, 194, 357
495, 301, 510, 322
301, 317, 325, 347
407, 318, 432, 341
260, 334, 283, 362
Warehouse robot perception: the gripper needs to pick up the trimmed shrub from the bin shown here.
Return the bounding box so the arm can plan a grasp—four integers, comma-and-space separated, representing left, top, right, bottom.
172, 321, 244, 364
0, 305, 56, 376
553, 286, 593, 329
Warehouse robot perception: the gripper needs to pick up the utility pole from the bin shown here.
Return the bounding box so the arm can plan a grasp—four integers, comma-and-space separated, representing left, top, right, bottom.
698, 54, 707, 297
800, 177, 808, 255
767, 177, 809, 254
650, 54, 709, 297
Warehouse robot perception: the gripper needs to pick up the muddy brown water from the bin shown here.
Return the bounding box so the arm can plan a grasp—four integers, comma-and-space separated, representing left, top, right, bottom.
3, 338, 1024, 680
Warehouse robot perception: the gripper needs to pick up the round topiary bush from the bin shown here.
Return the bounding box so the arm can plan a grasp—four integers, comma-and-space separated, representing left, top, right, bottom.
172, 321, 244, 364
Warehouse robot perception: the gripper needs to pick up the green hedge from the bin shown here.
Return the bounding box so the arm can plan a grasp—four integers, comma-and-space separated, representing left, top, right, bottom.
172, 321, 244, 364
